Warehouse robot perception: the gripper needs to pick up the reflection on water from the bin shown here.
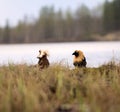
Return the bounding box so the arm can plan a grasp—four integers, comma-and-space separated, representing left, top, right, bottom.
0, 41, 120, 67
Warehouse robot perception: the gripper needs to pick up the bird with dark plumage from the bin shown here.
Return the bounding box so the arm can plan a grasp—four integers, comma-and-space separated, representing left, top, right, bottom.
37, 50, 50, 69
72, 50, 87, 68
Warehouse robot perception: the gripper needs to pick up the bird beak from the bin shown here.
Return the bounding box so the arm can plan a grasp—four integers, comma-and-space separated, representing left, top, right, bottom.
37, 56, 39, 59
37, 55, 41, 59
72, 52, 75, 55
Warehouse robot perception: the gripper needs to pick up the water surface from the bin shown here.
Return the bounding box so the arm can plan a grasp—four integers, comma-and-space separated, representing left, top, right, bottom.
0, 41, 120, 67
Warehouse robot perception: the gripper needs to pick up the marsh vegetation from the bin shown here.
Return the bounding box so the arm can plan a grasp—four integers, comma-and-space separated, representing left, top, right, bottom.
0, 61, 120, 112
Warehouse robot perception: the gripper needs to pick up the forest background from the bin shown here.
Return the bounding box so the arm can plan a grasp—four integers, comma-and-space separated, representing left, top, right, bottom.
0, 0, 120, 43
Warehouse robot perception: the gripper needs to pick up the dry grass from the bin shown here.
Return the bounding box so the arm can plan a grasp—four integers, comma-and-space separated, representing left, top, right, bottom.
0, 61, 120, 112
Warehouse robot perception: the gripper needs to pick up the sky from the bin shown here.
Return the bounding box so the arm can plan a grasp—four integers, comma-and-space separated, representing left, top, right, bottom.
0, 0, 105, 27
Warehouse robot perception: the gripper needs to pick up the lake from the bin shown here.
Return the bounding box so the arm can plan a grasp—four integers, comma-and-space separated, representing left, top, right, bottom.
0, 41, 120, 67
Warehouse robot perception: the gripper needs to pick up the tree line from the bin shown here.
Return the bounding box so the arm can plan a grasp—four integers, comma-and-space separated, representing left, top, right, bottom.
0, 0, 120, 43
103, 0, 120, 32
